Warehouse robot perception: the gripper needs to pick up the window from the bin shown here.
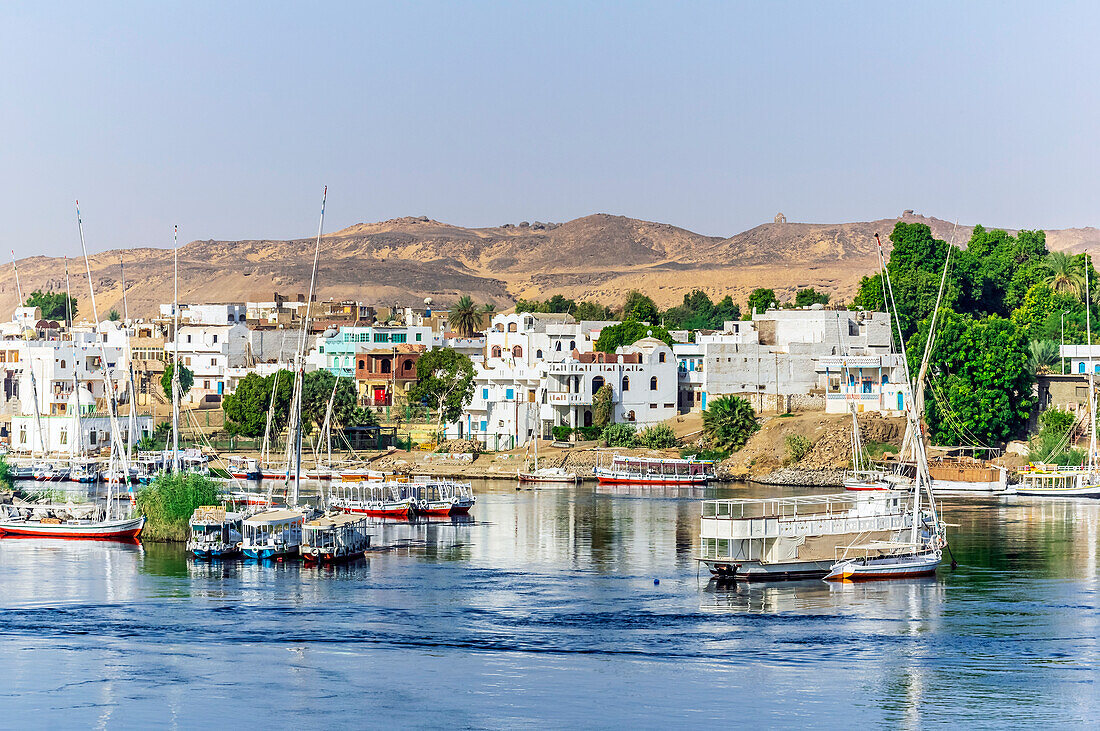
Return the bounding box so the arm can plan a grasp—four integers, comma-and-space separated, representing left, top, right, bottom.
185, 357, 192, 366
828, 375, 841, 393
374, 333, 387, 343
60, 429, 68, 446
881, 374, 889, 384
664, 403, 674, 408
415, 333, 422, 342
491, 346, 502, 358
358, 359, 365, 369
211, 357, 217, 366
658, 352, 666, 363
212, 334, 218, 343
19, 428, 26, 444
506, 388, 514, 400
536, 349, 543, 359
650, 403, 657, 409
186, 334, 192, 343
480, 420, 487, 432
622, 376, 630, 391
512, 345, 523, 358
1080, 362, 1086, 374
626, 410, 635, 421
204, 380, 210, 389
650, 376, 658, 391
555, 342, 562, 352
380, 359, 391, 374
483, 389, 489, 400
60, 360, 65, 368
569, 340, 575, 351
508, 323, 518, 333
592, 376, 605, 394
392, 333, 406, 344
402, 359, 413, 371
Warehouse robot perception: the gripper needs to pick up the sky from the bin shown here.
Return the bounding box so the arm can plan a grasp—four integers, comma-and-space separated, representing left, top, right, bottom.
1, 1, 1099, 258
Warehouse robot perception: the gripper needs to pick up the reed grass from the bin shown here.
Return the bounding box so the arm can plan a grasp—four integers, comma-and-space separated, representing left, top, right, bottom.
136, 473, 221, 542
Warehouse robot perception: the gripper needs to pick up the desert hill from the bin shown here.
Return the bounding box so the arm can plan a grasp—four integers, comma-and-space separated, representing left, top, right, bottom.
2, 211, 1098, 319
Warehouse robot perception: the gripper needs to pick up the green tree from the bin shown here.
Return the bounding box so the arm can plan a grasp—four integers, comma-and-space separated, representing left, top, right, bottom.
794, 288, 830, 307
714, 295, 741, 324
107, 309, 121, 322
594, 321, 674, 352
161, 362, 194, 401
592, 383, 614, 427
1028, 407, 1084, 465
1027, 339, 1061, 375
222, 370, 294, 438
636, 423, 679, 449
449, 295, 482, 337
0, 455, 12, 490
702, 395, 759, 452
906, 310, 1034, 445
1042, 251, 1086, 297
25, 290, 77, 322
408, 348, 476, 436
301, 369, 376, 434
1010, 283, 1085, 343
603, 423, 636, 447
747, 288, 776, 315
622, 290, 659, 323
574, 300, 614, 321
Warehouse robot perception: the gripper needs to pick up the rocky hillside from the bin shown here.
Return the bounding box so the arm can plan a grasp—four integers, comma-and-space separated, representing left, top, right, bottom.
3, 210, 1098, 319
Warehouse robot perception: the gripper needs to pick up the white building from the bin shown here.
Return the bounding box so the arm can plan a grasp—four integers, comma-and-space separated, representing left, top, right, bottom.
1061, 344, 1100, 375
483, 312, 615, 369
11, 388, 152, 455
160, 302, 247, 326
163, 323, 249, 403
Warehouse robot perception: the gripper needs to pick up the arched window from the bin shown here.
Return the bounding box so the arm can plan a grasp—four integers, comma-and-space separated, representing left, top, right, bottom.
380, 359, 391, 374
882, 374, 889, 384
1079, 361, 1086, 374
358, 359, 365, 369
569, 340, 576, 351
402, 359, 414, 371
583, 410, 593, 427
592, 376, 605, 394
622, 376, 630, 391
536, 349, 543, 359
650, 376, 658, 391
508, 322, 518, 333
512, 345, 523, 358
658, 352, 666, 363
491, 345, 502, 358
555, 342, 562, 352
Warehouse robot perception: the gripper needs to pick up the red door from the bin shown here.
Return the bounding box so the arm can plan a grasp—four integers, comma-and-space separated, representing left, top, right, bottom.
373, 386, 387, 405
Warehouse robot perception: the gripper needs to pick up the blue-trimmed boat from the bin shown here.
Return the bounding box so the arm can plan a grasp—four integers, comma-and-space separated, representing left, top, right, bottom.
241, 508, 304, 560
187, 505, 243, 559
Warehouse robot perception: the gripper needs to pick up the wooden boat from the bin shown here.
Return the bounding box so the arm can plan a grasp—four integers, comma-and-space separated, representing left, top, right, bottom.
413, 478, 476, 516
928, 455, 1009, 494
69, 458, 101, 484
824, 545, 942, 581
187, 505, 243, 559
518, 437, 577, 484
0, 513, 144, 540
241, 509, 304, 559
329, 481, 417, 519
300, 513, 371, 564
226, 456, 262, 481
594, 452, 714, 485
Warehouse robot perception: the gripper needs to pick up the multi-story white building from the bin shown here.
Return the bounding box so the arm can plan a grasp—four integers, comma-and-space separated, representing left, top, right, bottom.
163, 323, 249, 403
483, 312, 615, 369
160, 302, 247, 326
11, 387, 152, 455
15, 322, 131, 418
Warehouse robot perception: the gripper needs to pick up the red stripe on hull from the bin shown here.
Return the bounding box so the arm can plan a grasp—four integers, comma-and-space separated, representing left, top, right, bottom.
340, 506, 413, 519
596, 476, 708, 485
0, 527, 143, 540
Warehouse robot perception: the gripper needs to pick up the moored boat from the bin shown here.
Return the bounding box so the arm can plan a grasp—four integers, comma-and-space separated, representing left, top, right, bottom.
412, 478, 476, 516
187, 505, 243, 559
329, 480, 417, 518
1014, 464, 1100, 498
518, 437, 578, 484
0, 512, 145, 540
33, 462, 71, 482
824, 545, 942, 581
226, 456, 262, 481
300, 513, 371, 564
69, 458, 101, 484
928, 455, 1010, 494
594, 453, 715, 485
241, 509, 304, 559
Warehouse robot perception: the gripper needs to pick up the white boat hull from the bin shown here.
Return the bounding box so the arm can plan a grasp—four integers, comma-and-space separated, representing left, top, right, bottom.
824, 549, 941, 581
932, 478, 1009, 494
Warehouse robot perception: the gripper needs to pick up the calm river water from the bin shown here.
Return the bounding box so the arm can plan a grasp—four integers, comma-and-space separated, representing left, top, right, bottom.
2, 480, 1099, 728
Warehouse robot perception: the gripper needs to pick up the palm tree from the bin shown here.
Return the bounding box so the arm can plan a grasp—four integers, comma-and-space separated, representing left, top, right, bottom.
702, 395, 760, 452
1028, 339, 1061, 375
449, 295, 481, 337
1043, 252, 1086, 297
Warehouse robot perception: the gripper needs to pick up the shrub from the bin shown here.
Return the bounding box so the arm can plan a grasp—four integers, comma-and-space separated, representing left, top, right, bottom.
680, 447, 728, 462
593, 384, 614, 427
0, 455, 12, 491
702, 395, 760, 452
136, 472, 222, 542
785, 434, 812, 463
1028, 407, 1081, 464
552, 425, 574, 441
636, 423, 680, 449
576, 425, 604, 441
604, 423, 637, 448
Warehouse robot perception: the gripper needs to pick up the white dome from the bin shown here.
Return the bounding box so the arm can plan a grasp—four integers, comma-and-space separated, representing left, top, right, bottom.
67, 387, 96, 409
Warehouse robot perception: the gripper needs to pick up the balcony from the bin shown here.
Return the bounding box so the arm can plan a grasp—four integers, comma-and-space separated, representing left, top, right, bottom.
547, 392, 592, 406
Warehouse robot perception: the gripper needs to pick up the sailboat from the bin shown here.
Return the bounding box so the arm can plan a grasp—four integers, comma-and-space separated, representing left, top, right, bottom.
0, 202, 144, 540
842, 404, 895, 491
518, 435, 577, 484
825, 234, 947, 581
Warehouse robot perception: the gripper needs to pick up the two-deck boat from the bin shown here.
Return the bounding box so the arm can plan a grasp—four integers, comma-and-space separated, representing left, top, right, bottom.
241, 509, 304, 560
300, 513, 372, 564
187, 505, 243, 559
594, 452, 715, 485
227, 456, 262, 481
1014, 463, 1100, 498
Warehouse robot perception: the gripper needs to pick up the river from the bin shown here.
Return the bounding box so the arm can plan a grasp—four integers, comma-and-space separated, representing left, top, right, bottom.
1, 480, 1098, 727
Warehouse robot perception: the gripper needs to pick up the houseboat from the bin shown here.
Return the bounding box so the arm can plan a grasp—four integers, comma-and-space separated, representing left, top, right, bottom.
186, 505, 243, 559
329, 481, 418, 519
300, 513, 372, 564
697, 491, 916, 580
594, 453, 715, 485
412, 478, 476, 516
227, 456, 262, 481
241, 509, 304, 559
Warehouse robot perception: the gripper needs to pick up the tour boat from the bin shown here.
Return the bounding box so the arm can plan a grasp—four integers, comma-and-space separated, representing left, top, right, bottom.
260, 463, 290, 481
329, 481, 418, 519
227, 491, 274, 507
1014, 464, 1100, 498
594, 453, 715, 485
0, 514, 145, 540
227, 456, 262, 481
413, 478, 476, 516
338, 468, 387, 482
241, 509, 304, 559
300, 513, 372, 564
824, 545, 942, 581
32, 462, 71, 482
187, 505, 243, 559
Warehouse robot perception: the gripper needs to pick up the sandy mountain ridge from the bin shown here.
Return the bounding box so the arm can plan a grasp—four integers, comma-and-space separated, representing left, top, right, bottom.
2, 211, 1096, 320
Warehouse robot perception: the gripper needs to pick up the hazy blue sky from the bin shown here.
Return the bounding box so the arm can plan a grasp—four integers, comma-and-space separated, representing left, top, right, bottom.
1, 1, 1097, 257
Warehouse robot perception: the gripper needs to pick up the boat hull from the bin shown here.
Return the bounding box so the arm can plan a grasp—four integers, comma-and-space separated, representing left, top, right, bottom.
596, 473, 709, 486
189, 546, 242, 560
932, 478, 1009, 494
1015, 485, 1100, 498
340, 505, 413, 519
518, 472, 578, 484
824, 551, 942, 581
0, 516, 145, 540
242, 545, 299, 560
301, 548, 365, 564
419, 500, 474, 517
701, 558, 833, 581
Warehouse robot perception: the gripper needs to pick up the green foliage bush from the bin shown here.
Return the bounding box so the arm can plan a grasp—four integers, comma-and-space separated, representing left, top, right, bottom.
635, 423, 679, 449
1027, 407, 1083, 465
594, 321, 675, 352
0, 455, 12, 490
785, 434, 812, 463
603, 423, 637, 448
552, 425, 574, 441
136, 472, 222, 542
576, 425, 604, 441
